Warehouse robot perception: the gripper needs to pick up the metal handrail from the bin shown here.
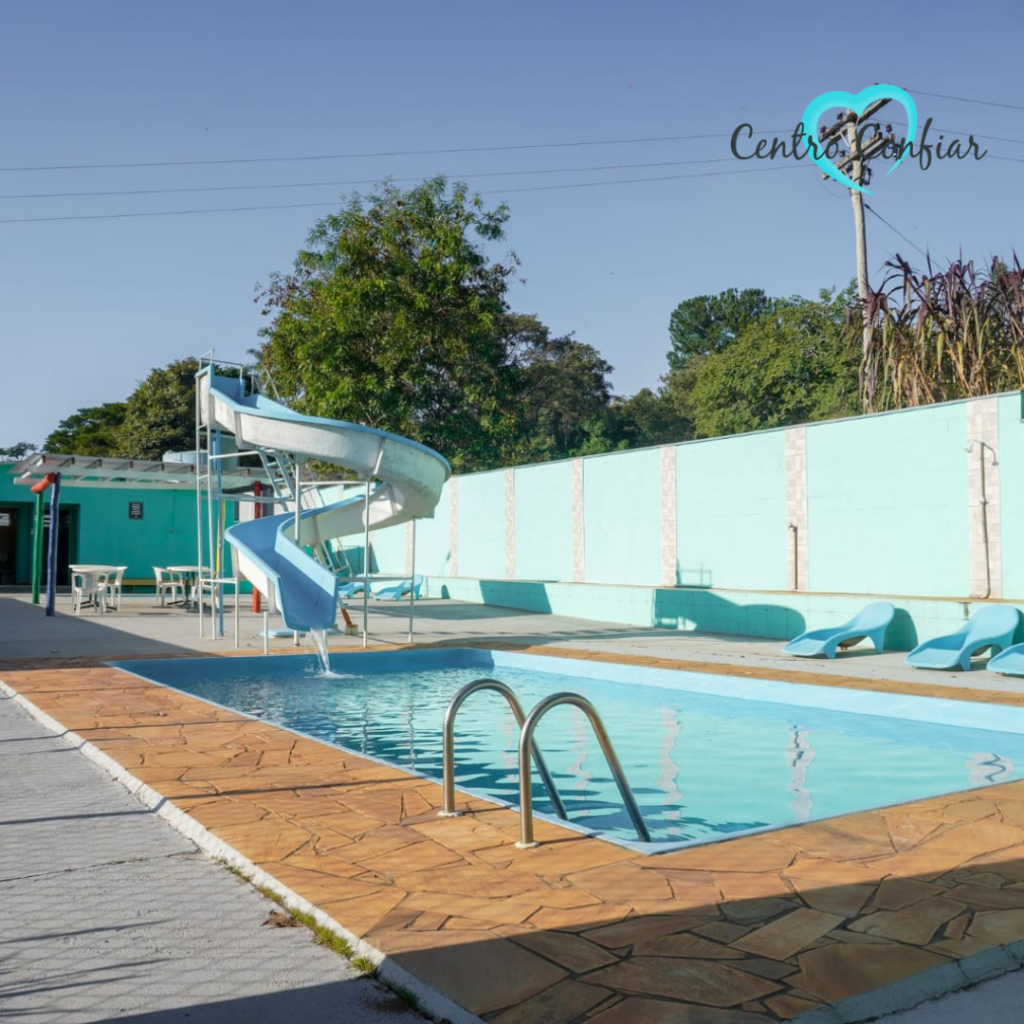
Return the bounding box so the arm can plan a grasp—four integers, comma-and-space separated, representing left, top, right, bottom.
440, 679, 568, 821
516, 692, 651, 847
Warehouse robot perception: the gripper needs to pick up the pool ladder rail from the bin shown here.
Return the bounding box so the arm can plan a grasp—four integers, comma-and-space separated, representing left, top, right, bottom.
439, 678, 652, 848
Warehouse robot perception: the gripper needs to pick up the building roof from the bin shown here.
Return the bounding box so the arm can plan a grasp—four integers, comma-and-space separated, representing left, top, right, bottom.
7, 453, 271, 492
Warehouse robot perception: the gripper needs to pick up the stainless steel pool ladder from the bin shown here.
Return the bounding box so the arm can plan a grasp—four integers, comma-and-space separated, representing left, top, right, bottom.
439, 679, 568, 822
439, 678, 651, 847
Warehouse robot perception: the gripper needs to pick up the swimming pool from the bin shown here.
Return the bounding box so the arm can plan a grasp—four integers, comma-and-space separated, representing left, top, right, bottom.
112, 648, 1024, 853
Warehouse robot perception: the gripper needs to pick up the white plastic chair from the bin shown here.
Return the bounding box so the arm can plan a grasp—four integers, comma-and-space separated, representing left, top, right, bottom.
107, 566, 128, 610
153, 567, 185, 607
72, 571, 111, 615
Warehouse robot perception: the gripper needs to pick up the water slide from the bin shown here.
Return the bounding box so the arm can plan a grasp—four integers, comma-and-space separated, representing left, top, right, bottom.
197, 369, 451, 631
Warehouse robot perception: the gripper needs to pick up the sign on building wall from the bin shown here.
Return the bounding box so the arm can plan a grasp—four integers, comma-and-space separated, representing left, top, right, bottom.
128, 501, 144, 520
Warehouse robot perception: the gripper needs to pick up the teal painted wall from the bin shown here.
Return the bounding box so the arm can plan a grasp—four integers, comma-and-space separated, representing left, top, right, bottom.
583, 448, 661, 585
514, 461, 574, 582
676, 432, 787, 590
457, 471, 506, 579
428, 575, 1006, 651
999, 392, 1024, 598
0, 473, 199, 584
807, 403, 969, 596
415, 484, 452, 578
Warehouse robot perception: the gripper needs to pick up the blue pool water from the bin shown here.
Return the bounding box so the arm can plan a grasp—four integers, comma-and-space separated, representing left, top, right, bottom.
112, 648, 1024, 851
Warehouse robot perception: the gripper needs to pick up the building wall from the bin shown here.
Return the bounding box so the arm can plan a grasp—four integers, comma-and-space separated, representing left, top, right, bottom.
0, 474, 202, 584
352, 390, 1024, 644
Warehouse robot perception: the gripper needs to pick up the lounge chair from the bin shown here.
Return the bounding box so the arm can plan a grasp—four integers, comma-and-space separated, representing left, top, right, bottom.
783, 601, 894, 659
984, 641, 1024, 677
904, 605, 1020, 671
337, 580, 368, 599
374, 575, 423, 600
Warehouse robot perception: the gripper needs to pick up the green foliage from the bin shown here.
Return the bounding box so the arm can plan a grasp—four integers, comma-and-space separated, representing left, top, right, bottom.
687, 289, 860, 438
44, 403, 126, 455
507, 313, 618, 461
256, 177, 523, 473
608, 388, 692, 448
668, 288, 784, 370
116, 358, 203, 460
0, 441, 38, 461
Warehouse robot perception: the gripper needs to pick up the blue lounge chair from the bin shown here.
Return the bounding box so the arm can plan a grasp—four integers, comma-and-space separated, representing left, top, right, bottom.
985, 640, 1024, 676
374, 575, 423, 600
904, 605, 1020, 671
337, 580, 367, 599
783, 602, 894, 659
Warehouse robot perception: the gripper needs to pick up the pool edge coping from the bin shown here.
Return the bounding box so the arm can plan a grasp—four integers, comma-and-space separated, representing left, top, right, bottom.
0, 677, 484, 1024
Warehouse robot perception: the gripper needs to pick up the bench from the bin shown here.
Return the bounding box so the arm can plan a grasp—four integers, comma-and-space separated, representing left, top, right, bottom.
119, 578, 156, 594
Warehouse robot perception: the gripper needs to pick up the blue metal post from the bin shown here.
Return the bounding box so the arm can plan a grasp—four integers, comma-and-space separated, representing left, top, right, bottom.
44, 473, 61, 617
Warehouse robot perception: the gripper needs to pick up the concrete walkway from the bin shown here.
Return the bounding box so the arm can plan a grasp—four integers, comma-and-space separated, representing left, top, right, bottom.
0, 692, 422, 1022
3, 591, 1021, 697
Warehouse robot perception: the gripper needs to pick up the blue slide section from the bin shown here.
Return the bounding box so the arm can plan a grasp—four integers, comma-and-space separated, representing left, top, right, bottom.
226, 510, 339, 633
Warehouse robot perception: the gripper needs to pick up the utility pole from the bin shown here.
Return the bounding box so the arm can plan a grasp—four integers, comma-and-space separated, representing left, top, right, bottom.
817, 99, 897, 356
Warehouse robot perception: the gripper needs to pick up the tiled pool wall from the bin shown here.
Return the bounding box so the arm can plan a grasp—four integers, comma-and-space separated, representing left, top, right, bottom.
349, 390, 1024, 646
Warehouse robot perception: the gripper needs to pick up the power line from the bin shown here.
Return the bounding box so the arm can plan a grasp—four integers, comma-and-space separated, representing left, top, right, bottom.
864, 203, 929, 259
906, 88, 1024, 113
0, 129, 792, 174
4, 139, 1017, 204
0, 156, 746, 201
0, 163, 809, 224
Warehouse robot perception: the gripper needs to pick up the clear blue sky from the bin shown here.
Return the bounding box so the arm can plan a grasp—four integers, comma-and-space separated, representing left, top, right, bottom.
1, 0, 1021, 448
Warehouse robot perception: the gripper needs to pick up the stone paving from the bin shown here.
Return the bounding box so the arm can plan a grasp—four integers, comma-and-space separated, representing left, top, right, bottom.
9, 645, 1024, 1022
0, 686, 423, 1023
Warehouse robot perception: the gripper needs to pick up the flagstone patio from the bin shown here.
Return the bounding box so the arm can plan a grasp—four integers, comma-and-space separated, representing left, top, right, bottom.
6, 644, 1024, 1023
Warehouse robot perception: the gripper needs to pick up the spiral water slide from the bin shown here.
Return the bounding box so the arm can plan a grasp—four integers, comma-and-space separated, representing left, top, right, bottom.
198, 370, 450, 631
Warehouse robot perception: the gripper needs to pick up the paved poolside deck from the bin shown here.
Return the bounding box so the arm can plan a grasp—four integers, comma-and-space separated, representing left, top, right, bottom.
6, 592, 1024, 1022
0, 683, 421, 1022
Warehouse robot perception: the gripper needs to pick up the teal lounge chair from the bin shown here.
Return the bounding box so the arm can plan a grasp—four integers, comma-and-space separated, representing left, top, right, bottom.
374, 575, 423, 600
984, 639, 1024, 676
783, 601, 894, 659
337, 580, 367, 599
904, 605, 1020, 671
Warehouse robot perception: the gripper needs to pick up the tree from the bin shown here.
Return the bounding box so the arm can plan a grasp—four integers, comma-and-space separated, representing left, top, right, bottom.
608, 388, 692, 448
668, 288, 784, 370
0, 441, 38, 461
44, 403, 126, 455
506, 314, 617, 461
256, 177, 523, 473
117, 358, 201, 459
687, 289, 860, 438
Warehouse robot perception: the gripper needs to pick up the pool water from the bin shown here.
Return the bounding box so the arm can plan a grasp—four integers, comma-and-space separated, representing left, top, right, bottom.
112, 649, 1024, 850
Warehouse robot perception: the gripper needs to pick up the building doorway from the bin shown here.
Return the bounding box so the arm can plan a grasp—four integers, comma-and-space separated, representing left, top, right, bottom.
0, 507, 17, 585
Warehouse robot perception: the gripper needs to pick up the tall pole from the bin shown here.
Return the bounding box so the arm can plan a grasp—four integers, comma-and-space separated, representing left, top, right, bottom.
44, 474, 61, 617
31, 490, 44, 604
252, 481, 263, 613
843, 119, 873, 357
846, 130, 871, 356
817, 97, 895, 358
363, 477, 370, 649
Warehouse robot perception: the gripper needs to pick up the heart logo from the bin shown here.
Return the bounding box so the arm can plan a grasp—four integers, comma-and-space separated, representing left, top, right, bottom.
801, 84, 917, 194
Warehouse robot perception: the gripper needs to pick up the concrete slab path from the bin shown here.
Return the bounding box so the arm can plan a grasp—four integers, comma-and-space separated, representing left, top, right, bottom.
0, 691, 423, 1023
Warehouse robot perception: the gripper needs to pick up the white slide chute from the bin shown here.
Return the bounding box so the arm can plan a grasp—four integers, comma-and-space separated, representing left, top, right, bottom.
198, 369, 450, 631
